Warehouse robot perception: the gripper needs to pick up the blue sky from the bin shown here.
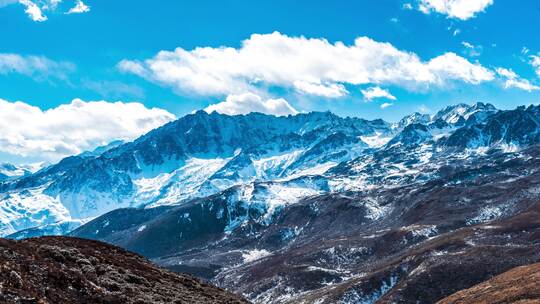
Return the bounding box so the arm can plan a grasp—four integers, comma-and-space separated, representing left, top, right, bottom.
1, 0, 540, 163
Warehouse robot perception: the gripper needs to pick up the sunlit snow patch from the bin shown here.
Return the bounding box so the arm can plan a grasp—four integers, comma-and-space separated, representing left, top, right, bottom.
139, 157, 230, 207
0, 186, 72, 236
242, 249, 271, 263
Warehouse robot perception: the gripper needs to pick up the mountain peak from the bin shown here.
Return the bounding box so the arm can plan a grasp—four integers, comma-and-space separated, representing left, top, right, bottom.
432, 102, 497, 125
397, 112, 431, 129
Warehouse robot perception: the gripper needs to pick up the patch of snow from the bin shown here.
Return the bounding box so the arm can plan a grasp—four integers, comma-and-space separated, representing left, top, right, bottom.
500, 143, 520, 153
339, 274, 398, 304
307, 266, 346, 275
467, 205, 507, 225
402, 224, 438, 238
430, 126, 454, 140
281, 162, 337, 181
223, 179, 322, 232
0, 185, 72, 236
242, 249, 271, 263
360, 133, 392, 148
141, 157, 230, 207
361, 198, 391, 220
253, 150, 304, 179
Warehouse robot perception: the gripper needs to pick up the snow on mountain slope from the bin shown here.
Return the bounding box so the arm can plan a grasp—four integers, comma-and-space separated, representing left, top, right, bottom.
444, 104, 540, 148
71, 141, 540, 303
0, 185, 70, 236
0, 163, 44, 181
223, 179, 327, 232
4, 102, 536, 238
62, 101, 540, 304
140, 157, 231, 208
0, 110, 394, 237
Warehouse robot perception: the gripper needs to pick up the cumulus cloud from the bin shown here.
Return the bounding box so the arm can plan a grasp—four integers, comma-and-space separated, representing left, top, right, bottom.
418, 0, 494, 20
361, 86, 396, 101
496, 67, 540, 92
427, 52, 493, 83
66, 0, 88, 14
0, 53, 74, 81
0, 98, 176, 162
204, 93, 298, 116
118, 32, 494, 99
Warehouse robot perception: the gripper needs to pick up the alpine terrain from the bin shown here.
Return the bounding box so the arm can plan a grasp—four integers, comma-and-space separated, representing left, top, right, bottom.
2, 102, 540, 303
0, 236, 247, 303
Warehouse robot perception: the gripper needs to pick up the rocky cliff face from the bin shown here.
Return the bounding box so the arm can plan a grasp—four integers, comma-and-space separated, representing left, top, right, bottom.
0, 236, 247, 304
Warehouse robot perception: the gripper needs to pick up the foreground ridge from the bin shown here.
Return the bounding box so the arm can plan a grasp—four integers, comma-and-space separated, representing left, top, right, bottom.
438, 262, 540, 304
0, 236, 248, 304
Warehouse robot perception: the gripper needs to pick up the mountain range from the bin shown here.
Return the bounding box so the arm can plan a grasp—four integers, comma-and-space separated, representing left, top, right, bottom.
2, 102, 540, 303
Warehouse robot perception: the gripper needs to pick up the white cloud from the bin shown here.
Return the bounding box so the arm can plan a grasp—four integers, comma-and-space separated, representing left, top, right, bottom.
426, 52, 493, 83
495, 67, 515, 79
0, 53, 74, 81
361, 86, 396, 101
418, 0, 494, 20
0, 98, 176, 162
119, 32, 494, 99
380, 102, 394, 109
1, 0, 89, 21
66, 0, 88, 14
204, 93, 298, 116
496, 67, 540, 92
529, 55, 540, 77
293, 81, 348, 98
19, 0, 47, 21
461, 41, 483, 57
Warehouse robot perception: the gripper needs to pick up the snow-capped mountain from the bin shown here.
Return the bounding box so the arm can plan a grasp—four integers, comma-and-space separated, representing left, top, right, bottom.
0, 163, 25, 181
5, 101, 540, 302
432, 102, 497, 125
2, 102, 536, 239
0, 163, 40, 181
72, 133, 540, 304
0, 110, 394, 237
